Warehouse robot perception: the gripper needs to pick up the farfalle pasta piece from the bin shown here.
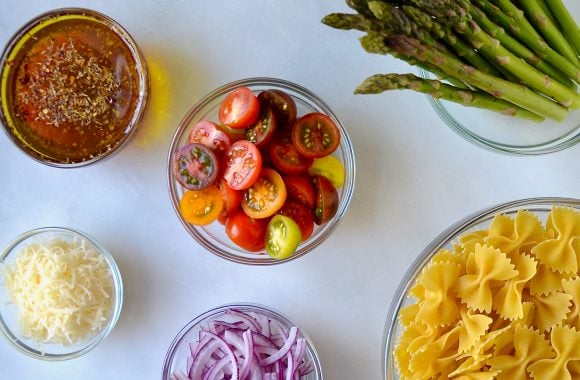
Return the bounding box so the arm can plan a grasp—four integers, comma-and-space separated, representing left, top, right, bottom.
458, 307, 493, 353
493, 253, 537, 320
409, 325, 461, 379
485, 210, 545, 258
531, 206, 580, 273
487, 325, 554, 380
452, 371, 499, 380
562, 277, 580, 329
453, 325, 511, 377
457, 244, 518, 313
528, 325, 580, 380
528, 291, 573, 332
415, 262, 462, 326
529, 263, 572, 296
399, 303, 420, 327
432, 248, 466, 268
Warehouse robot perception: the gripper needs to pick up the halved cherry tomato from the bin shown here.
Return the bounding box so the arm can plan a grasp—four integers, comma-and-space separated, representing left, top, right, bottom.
292, 112, 340, 158
277, 200, 315, 241
242, 168, 287, 219
258, 89, 297, 130
220, 123, 247, 142
216, 178, 242, 224
308, 155, 345, 188
283, 175, 316, 210
223, 140, 263, 190
313, 175, 339, 225
188, 120, 232, 154
225, 210, 268, 252
245, 103, 277, 148
265, 215, 302, 260
269, 137, 313, 175
173, 143, 219, 190
179, 186, 224, 226
219, 87, 260, 129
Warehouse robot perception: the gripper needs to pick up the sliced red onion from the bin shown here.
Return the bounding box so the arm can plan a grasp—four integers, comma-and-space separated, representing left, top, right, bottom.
200, 331, 239, 380
259, 327, 298, 366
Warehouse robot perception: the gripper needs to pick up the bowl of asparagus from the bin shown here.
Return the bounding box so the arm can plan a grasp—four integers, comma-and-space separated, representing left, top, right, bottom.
324, 0, 580, 155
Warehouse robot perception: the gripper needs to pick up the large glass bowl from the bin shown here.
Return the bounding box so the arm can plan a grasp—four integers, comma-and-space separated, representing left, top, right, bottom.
167, 77, 356, 265
162, 302, 324, 379
420, 68, 580, 155
383, 197, 580, 379
0, 227, 124, 360
0, 8, 150, 167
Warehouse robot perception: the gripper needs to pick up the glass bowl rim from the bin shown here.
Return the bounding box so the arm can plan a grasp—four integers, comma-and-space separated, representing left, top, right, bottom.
382, 196, 580, 379
0, 7, 150, 168
0, 226, 124, 361
166, 76, 356, 265
419, 68, 580, 156
161, 301, 324, 379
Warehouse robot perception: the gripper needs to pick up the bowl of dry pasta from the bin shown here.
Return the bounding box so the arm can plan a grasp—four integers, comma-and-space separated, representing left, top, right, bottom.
383, 197, 580, 380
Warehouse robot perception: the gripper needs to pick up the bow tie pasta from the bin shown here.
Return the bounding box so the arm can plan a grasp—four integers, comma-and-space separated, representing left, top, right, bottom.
395, 206, 580, 380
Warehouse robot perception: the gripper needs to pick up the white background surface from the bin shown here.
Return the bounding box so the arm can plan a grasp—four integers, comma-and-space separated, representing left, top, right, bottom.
0, 1, 578, 379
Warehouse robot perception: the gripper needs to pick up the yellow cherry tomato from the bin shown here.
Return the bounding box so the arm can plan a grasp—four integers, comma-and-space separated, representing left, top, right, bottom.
308, 155, 344, 188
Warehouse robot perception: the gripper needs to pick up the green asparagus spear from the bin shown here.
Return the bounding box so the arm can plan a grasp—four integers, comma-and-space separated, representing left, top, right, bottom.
475, 0, 580, 81
360, 32, 568, 121
536, 0, 558, 26
355, 73, 545, 121
518, 0, 580, 68
490, 0, 544, 41
468, 2, 575, 88
545, 0, 580, 55
411, 0, 580, 108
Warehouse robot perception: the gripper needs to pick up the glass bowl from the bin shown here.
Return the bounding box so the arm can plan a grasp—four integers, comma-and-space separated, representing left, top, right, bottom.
0, 227, 124, 360
419, 68, 580, 155
0, 8, 150, 167
162, 302, 323, 379
383, 197, 580, 379
167, 77, 356, 265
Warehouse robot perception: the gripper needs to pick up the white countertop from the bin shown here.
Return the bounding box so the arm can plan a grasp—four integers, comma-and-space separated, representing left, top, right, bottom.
0, 1, 579, 379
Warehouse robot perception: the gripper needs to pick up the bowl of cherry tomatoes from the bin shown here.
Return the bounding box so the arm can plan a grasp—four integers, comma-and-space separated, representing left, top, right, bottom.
167, 77, 355, 265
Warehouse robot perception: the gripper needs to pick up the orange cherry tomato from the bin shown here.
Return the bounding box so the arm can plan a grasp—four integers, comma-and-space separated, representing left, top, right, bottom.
179, 186, 224, 226
241, 168, 287, 219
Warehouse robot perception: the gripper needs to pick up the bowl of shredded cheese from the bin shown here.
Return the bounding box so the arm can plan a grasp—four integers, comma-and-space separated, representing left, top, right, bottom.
0, 227, 123, 360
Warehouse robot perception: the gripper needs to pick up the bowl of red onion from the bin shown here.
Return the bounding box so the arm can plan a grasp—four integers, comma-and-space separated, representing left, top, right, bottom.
162, 303, 323, 380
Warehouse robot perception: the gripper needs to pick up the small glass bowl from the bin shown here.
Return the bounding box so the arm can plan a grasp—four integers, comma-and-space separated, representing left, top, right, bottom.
167, 77, 356, 265
419, 68, 580, 155
382, 197, 580, 379
162, 302, 323, 379
0, 227, 124, 360
0, 8, 150, 167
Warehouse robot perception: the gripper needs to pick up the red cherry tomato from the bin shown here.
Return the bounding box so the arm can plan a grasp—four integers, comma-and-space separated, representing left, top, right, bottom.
292, 112, 340, 158
313, 175, 339, 225
257, 89, 297, 130
188, 120, 232, 154
225, 210, 268, 252
241, 168, 287, 219
269, 137, 313, 175
173, 143, 219, 190
245, 103, 277, 148
219, 87, 260, 129
277, 200, 315, 241
223, 140, 263, 190
283, 175, 316, 210
216, 178, 242, 224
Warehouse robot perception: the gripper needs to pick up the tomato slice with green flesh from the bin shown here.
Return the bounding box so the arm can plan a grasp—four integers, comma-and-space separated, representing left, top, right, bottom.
216, 178, 242, 224
283, 175, 316, 210
265, 215, 302, 259
188, 120, 232, 154
219, 87, 260, 129
269, 137, 313, 175
242, 168, 287, 219
277, 200, 314, 241
313, 175, 339, 225
308, 155, 345, 188
291, 112, 340, 158
173, 143, 219, 190
245, 103, 277, 148
225, 210, 268, 252
223, 140, 263, 190
179, 186, 224, 226
257, 89, 297, 130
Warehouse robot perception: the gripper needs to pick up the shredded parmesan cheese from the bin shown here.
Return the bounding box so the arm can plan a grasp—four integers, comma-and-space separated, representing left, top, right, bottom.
2, 237, 114, 345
